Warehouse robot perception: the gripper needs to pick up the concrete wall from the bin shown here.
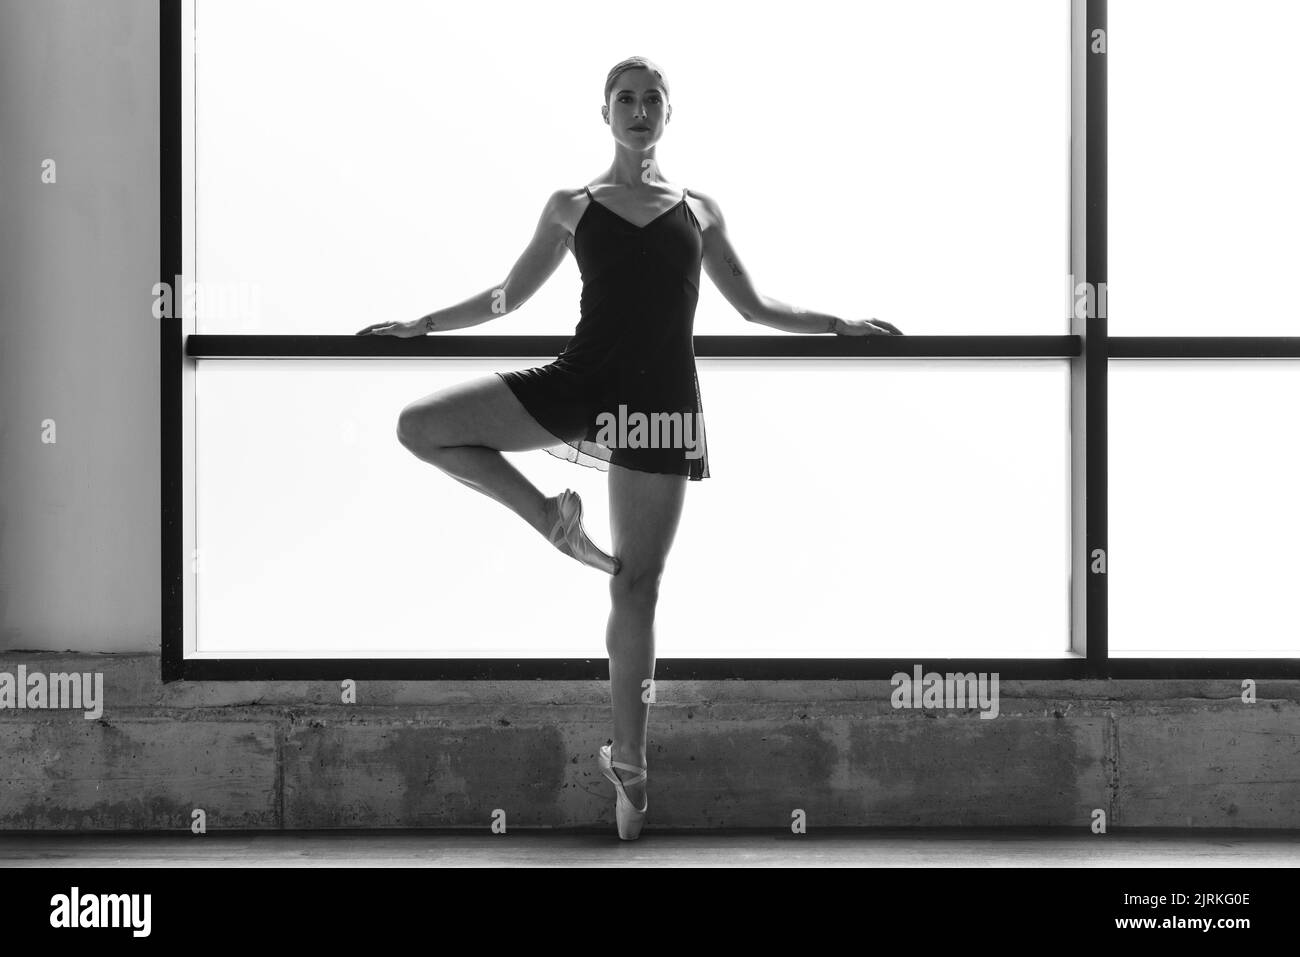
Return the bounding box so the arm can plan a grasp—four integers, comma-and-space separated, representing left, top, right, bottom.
1, 2, 1297, 831
0, 0, 159, 653
2, 653, 1298, 830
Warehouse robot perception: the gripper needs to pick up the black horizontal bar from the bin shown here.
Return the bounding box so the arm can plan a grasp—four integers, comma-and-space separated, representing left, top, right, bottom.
185, 334, 1081, 359
179, 657, 1092, 682
177, 656, 1298, 681
184, 335, 1300, 360
1111, 337, 1300, 358
1105, 658, 1300, 679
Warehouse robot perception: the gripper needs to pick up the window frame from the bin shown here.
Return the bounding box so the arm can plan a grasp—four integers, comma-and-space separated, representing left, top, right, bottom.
160, 0, 1300, 681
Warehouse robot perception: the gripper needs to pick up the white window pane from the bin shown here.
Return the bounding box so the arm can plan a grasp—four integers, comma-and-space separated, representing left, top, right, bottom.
192, 0, 1068, 336
1111, 0, 1300, 335
1111, 361, 1300, 656
193, 359, 1071, 658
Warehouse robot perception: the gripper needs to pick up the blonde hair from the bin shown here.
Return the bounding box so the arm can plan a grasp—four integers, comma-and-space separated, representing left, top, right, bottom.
604, 57, 670, 105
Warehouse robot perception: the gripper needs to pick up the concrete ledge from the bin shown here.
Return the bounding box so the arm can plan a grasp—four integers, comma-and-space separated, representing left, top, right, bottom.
1, 653, 1297, 830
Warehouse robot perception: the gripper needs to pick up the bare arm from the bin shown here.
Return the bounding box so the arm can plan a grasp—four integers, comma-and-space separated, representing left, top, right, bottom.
357, 191, 574, 336
691, 190, 902, 336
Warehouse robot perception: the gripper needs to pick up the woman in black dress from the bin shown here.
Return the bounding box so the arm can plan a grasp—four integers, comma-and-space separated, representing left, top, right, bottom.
359, 56, 902, 839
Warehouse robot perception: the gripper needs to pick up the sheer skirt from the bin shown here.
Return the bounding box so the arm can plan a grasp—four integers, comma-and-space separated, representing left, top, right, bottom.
496, 363, 710, 481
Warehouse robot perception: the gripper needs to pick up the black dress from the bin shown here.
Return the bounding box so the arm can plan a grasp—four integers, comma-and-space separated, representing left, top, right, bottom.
496, 186, 710, 480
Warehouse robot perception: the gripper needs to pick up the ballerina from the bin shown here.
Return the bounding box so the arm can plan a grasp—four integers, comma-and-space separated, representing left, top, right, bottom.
359, 56, 902, 839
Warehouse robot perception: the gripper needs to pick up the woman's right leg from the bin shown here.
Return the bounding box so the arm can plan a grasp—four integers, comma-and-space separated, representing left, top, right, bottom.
395, 374, 566, 536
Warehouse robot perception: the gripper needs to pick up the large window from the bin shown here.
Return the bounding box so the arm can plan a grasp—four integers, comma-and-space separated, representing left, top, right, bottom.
193, 359, 1069, 659
163, 0, 1300, 679
191, 0, 1069, 338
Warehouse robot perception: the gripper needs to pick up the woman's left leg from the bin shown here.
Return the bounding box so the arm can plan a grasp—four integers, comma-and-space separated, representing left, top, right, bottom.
605, 466, 688, 810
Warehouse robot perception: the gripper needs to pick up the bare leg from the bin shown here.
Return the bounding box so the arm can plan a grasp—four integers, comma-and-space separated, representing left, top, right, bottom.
396, 375, 570, 535
605, 466, 688, 809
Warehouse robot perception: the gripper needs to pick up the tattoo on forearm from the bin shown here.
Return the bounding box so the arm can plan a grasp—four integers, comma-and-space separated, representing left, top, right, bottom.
424, 316, 436, 332
724, 255, 743, 277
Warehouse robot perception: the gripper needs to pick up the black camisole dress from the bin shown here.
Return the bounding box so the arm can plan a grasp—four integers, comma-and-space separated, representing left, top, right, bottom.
496, 185, 710, 480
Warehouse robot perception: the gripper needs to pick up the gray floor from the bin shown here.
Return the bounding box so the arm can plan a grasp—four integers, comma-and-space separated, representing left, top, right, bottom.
1, 830, 1297, 867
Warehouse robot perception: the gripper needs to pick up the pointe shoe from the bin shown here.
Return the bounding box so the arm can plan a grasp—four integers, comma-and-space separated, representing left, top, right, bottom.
598, 744, 648, 841
548, 489, 621, 575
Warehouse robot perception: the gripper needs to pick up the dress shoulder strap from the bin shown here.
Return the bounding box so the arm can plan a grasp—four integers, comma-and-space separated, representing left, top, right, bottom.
583, 186, 594, 200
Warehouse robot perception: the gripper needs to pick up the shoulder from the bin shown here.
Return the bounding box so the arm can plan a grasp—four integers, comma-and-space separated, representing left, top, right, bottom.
534, 188, 592, 241
540, 187, 591, 220
682, 187, 726, 230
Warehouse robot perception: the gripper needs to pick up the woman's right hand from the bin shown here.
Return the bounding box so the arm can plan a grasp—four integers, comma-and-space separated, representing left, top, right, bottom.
356, 318, 425, 337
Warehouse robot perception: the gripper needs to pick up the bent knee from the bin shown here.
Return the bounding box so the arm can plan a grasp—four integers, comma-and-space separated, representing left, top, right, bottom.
395, 405, 424, 449
396, 401, 450, 451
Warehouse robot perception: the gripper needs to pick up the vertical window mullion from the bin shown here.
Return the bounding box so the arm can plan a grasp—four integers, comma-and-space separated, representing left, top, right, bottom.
1070, 0, 1108, 675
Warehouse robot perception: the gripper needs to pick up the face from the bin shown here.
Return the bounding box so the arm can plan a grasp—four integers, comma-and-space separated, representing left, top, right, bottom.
604, 68, 671, 148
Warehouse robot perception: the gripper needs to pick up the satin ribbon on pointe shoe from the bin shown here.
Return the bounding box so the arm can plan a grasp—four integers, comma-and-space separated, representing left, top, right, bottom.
547, 489, 621, 575
598, 744, 647, 841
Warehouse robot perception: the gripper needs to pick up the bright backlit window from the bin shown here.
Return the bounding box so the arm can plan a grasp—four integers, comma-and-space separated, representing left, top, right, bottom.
194, 359, 1070, 658
193, 0, 1069, 337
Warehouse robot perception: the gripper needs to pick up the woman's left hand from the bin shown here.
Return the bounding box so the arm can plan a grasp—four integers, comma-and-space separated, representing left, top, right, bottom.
835, 317, 904, 336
